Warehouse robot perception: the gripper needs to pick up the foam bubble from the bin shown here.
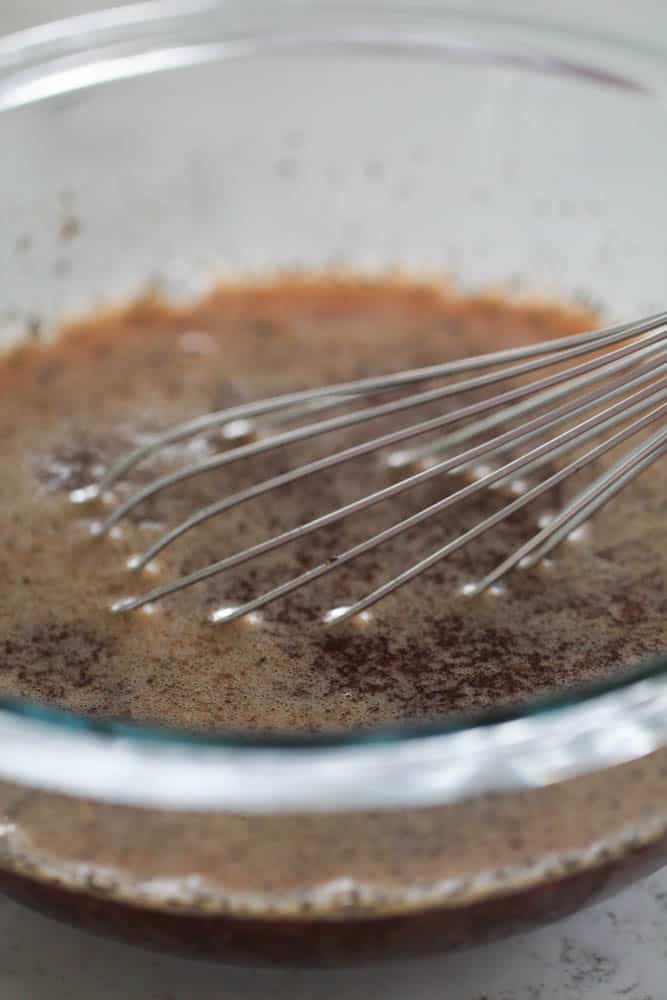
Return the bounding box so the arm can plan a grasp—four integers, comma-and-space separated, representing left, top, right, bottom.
223, 419, 255, 441
186, 436, 213, 458
69, 484, 99, 504
139, 602, 160, 616
507, 478, 528, 496
469, 463, 494, 483
384, 450, 413, 470
566, 524, 590, 544
459, 581, 506, 598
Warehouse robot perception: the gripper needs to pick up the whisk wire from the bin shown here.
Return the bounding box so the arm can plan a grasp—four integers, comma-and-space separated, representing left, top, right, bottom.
206, 395, 667, 626
103, 320, 667, 542
87, 311, 667, 621
93, 311, 665, 497
473, 422, 667, 593
114, 369, 667, 615
131, 351, 667, 572
394, 335, 667, 468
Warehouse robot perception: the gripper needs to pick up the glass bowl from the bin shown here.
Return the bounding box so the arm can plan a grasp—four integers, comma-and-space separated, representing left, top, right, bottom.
1, 0, 667, 963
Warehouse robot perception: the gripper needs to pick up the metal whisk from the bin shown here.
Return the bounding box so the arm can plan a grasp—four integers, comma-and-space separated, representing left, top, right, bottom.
77, 311, 667, 624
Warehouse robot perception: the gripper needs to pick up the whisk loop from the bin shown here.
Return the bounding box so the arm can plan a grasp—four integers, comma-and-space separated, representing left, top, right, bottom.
77, 311, 667, 622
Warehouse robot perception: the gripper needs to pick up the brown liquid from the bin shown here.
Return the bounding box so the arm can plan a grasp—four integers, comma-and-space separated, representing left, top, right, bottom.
1, 277, 666, 733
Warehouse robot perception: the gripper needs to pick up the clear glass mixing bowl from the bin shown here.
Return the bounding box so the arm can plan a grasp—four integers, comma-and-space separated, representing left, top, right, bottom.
1, 0, 667, 961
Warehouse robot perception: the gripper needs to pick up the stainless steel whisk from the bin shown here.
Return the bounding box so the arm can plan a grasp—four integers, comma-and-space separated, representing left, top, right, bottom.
77, 311, 667, 623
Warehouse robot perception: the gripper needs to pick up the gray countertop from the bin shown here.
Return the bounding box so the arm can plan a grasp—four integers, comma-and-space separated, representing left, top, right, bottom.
2, 869, 667, 999
2, 1, 666, 997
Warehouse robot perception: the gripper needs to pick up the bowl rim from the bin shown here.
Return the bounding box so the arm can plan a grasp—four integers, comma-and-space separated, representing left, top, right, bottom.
2, 0, 667, 813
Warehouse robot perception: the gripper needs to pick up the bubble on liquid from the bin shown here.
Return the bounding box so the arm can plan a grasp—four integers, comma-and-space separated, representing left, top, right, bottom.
222, 419, 255, 442
566, 524, 590, 544
109, 524, 124, 541
507, 478, 528, 496
385, 448, 444, 475
469, 463, 494, 483
209, 605, 262, 626
187, 436, 213, 458
69, 484, 100, 504
139, 602, 160, 616
385, 450, 415, 470
538, 512, 554, 529
459, 581, 506, 598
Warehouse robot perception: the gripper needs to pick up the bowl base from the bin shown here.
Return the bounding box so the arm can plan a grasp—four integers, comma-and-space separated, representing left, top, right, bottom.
1, 838, 665, 965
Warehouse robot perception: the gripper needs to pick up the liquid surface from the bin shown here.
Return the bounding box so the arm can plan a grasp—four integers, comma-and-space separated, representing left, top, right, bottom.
1, 278, 666, 733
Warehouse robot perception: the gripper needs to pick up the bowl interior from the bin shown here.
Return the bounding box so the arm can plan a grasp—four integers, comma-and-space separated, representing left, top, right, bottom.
1, 5, 667, 787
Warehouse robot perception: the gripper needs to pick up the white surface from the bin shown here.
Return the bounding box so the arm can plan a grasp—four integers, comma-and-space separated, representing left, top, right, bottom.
2, 871, 667, 999
1, 1, 666, 998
